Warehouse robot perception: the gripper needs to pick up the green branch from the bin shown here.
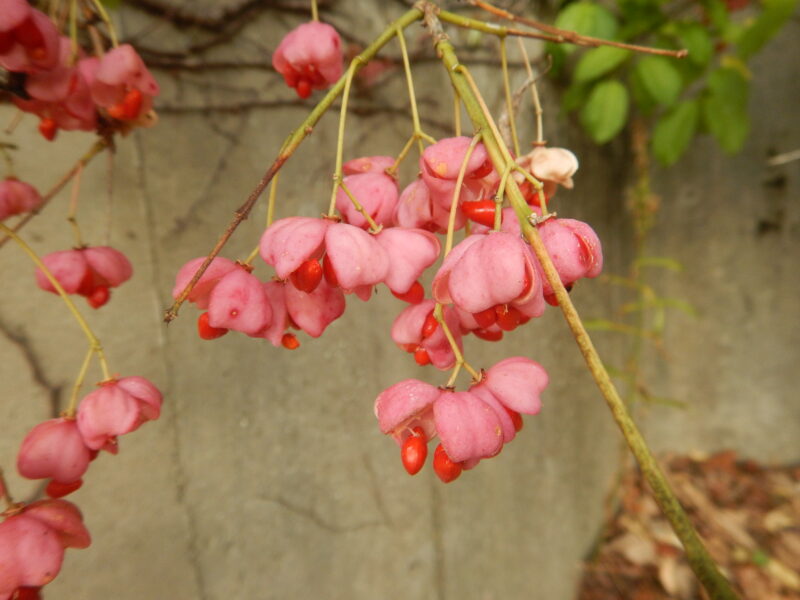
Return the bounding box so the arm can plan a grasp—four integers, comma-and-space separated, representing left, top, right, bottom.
426, 8, 737, 600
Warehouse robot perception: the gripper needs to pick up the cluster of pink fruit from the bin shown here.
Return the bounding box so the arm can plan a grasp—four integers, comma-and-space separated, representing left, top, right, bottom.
1, 375, 163, 600
173, 133, 601, 481
1, 0, 159, 140
1, 2, 166, 596
167, 0, 603, 486
0, 177, 134, 309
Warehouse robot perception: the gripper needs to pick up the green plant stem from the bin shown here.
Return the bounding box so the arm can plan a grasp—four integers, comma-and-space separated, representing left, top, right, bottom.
493, 164, 512, 231
166, 6, 425, 322
66, 347, 95, 417
89, 0, 118, 47
444, 133, 481, 256
339, 180, 381, 232
499, 37, 520, 157
396, 27, 432, 154
515, 37, 544, 145
327, 59, 360, 217
0, 223, 111, 380
428, 10, 737, 599
433, 303, 479, 382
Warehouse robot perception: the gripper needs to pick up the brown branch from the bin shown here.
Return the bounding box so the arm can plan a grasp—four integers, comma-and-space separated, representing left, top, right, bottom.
469, 0, 688, 58
0, 138, 110, 250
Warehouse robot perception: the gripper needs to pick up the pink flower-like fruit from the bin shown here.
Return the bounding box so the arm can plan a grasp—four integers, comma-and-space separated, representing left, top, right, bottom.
0, 178, 43, 221
35, 246, 132, 309
272, 21, 343, 99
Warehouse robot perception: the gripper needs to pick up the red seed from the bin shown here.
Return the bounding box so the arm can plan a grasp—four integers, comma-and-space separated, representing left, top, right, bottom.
281, 333, 300, 350
413, 347, 431, 366
45, 479, 83, 498
495, 304, 521, 331
473, 328, 503, 342
38, 118, 57, 141
461, 199, 497, 227
14, 587, 42, 600
391, 280, 424, 304
421, 310, 439, 338
322, 254, 339, 287
469, 158, 493, 179
121, 88, 143, 119
401, 432, 428, 475
433, 444, 462, 483
399, 343, 417, 353
290, 258, 323, 293
86, 286, 110, 309
296, 78, 312, 99
197, 312, 229, 340
472, 307, 497, 329
544, 293, 559, 307
505, 407, 523, 432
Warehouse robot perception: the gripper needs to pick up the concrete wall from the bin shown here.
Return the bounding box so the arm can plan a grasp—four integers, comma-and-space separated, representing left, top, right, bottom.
0, 2, 796, 599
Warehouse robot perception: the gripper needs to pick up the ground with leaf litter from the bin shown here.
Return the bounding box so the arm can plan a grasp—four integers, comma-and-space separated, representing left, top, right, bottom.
576, 451, 800, 599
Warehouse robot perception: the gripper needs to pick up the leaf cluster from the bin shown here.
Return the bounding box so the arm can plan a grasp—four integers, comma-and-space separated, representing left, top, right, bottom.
549, 0, 797, 164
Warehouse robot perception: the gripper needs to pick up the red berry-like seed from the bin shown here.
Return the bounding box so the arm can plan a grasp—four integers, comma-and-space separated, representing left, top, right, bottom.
495, 304, 521, 331
461, 199, 497, 227
38, 118, 57, 141
544, 293, 558, 307
15, 587, 42, 600
413, 347, 431, 366
433, 444, 462, 483
290, 258, 323, 294
505, 407, 523, 432
391, 280, 425, 304
197, 312, 229, 340
473, 328, 503, 342
472, 307, 497, 329
421, 310, 439, 338
122, 88, 143, 119
281, 333, 300, 350
323, 254, 339, 287
46, 479, 83, 498
296, 78, 312, 99
401, 434, 428, 475
470, 158, 493, 179
86, 286, 110, 309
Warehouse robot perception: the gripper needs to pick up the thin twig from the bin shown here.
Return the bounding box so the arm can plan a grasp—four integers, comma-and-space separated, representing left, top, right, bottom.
469, 0, 687, 58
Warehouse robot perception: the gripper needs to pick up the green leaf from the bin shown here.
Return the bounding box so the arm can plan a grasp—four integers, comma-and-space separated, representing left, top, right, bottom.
574, 46, 631, 83
701, 0, 732, 33
707, 67, 748, 108
630, 68, 658, 115
562, 82, 592, 113
652, 99, 700, 165
580, 79, 629, 144
704, 97, 749, 153
554, 2, 619, 54
703, 67, 750, 153
737, 0, 798, 59
635, 55, 683, 106
676, 23, 714, 67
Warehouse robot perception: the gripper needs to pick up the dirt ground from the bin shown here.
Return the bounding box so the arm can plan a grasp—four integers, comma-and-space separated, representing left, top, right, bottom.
576, 451, 800, 599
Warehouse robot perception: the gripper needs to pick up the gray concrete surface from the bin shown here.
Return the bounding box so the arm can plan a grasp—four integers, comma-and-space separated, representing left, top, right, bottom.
0, 2, 797, 599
